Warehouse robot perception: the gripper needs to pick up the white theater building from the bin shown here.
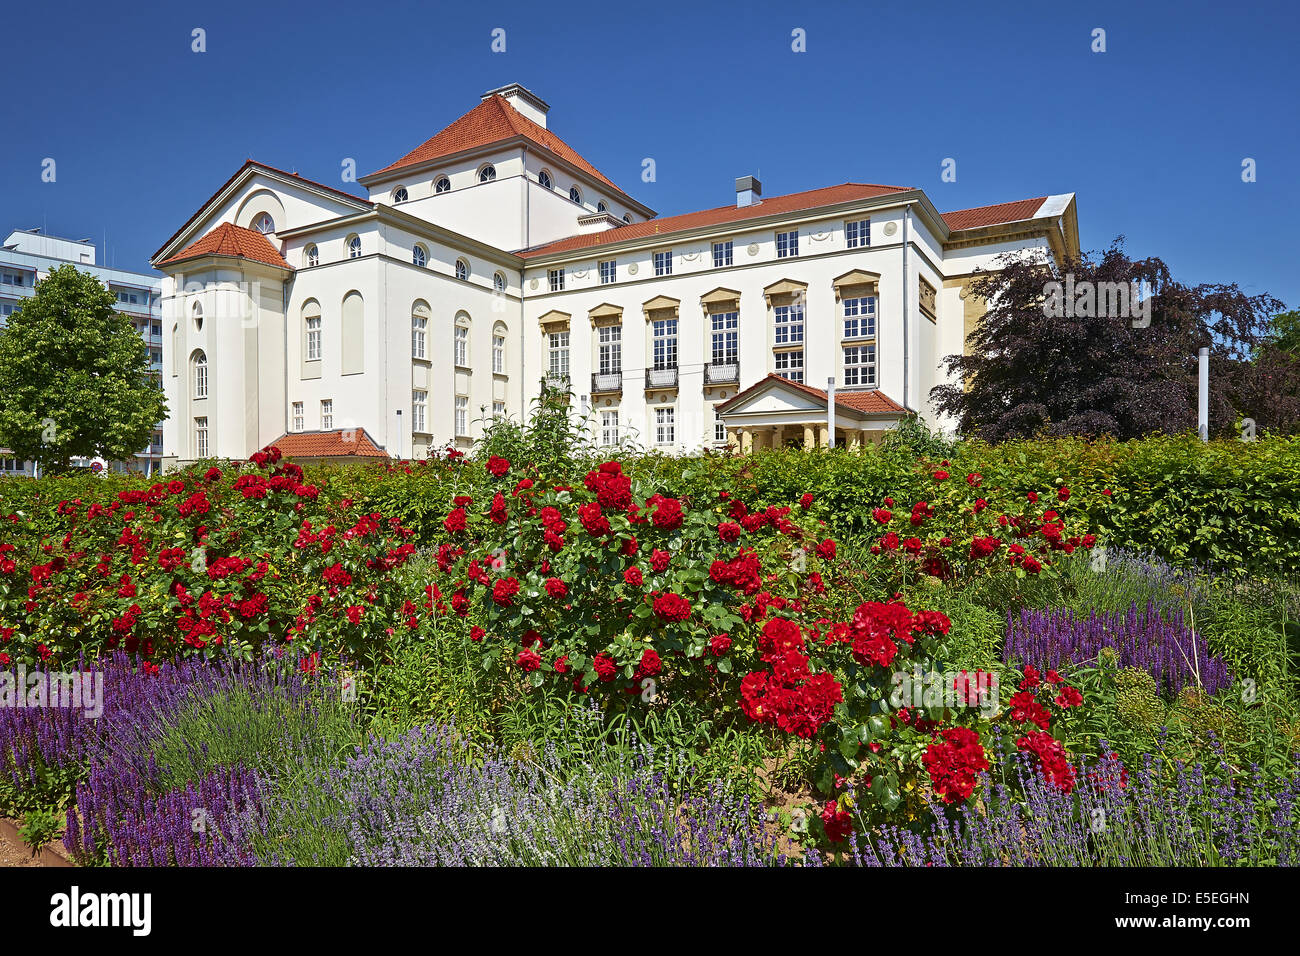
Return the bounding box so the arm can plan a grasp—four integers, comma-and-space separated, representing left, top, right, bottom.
152, 83, 1080, 465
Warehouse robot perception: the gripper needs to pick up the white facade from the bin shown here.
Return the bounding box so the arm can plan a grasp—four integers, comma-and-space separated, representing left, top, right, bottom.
152, 84, 1080, 465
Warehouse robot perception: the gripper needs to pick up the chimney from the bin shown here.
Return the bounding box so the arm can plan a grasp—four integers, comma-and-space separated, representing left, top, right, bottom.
736, 175, 762, 207
481, 83, 550, 128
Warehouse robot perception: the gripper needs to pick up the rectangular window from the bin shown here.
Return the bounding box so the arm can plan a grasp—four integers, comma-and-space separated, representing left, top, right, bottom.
548, 331, 570, 378
292, 402, 304, 431
774, 303, 804, 345
412, 390, 427, 432
306, 316, 322, 361
714, 406, 727, 443
454, 326, 468, 366
776, 230, 799, 258
597, 325, 622, 373
548, 268, 565, 292
195, 417, 209, 458
599, 260, 617, 284
843, 345, 877, 388
655, 407, 675, 446
455, 396, 468, 436
711, 311, 739, 364
651, 318, 678, 369
653, 250, 672, 276
1, 272, 25, 286
774, 349, 804, 383
843, 296, 877, 339
321, 399, 333, 430
712, 240, 733, 268
194, 359, 208, 399
601, 410, 619, 447
493, 334, 505, 374
846, 219, 871, 248
493, 401, 506, 419
412, 315, 427, 359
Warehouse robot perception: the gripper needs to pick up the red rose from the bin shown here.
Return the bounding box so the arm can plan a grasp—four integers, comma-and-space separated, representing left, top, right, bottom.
624, 566, 643, 587
492, 577, 520, 606
709, 633, 732, 656
443, 507, 468, 534
799, 493, 814, 510
544, 577, 568, 599
650, 549, 671, 573
487, 455, 511, 477
1057, 486, 1070, 502
717, 521, 741, 543
593, 653, 617, 682
653, 592, 692, 623
815, 539, 836, 561
516, 649, 542, 672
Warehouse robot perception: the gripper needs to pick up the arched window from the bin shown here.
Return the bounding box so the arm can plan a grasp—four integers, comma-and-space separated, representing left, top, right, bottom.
478, 164, 496, 183
302, 301, 322, 362
454, 312, 471, 367
192, 300, 203, 332
253, 213, 275, 234
455, 259, 469, 281
341, 292, 364, 375
623, 214, 632, 224
305, 244, 319, 267
412, 244, 427, 267
492, 321, 507, 375
412, 301, 430, 359
392, 187, 409, 203
348, 235, 361, 258
435, 176, 451, 193
569, 186, 582, 204
192, 350, 208, 399
538, 170, 552, 189
597, 201, 607, 213
493, 272, 506, 293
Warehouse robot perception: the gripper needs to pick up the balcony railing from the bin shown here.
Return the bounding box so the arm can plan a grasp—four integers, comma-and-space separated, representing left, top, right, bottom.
591, 371, 622, 393
543, 371, 570, 390
704, 360, 739, 385
646, 366, 678, 389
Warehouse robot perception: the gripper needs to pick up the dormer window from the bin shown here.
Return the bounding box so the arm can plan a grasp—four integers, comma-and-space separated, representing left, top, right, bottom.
435, 176, 451, 193
538, 170, 552, 189
392, 187, 409, 203
478, 165, 497, 183
253, 213, 275, 234
569, 186, 582, 204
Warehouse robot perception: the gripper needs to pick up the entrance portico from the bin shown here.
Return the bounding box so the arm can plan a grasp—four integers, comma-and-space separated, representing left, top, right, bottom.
717, 373, 907, 450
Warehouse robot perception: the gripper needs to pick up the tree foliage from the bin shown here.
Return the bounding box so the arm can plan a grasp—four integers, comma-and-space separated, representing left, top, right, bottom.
0, 264, 166, 472
931, 240, 1288, 440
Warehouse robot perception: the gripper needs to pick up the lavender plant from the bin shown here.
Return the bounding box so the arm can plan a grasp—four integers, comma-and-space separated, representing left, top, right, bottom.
829, 748, 1300, 867
1005, 602, 1231, 697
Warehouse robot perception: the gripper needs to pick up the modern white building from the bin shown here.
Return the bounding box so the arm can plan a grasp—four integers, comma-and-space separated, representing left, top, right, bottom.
151, 83, 1080, 465
1, 229, 165, 475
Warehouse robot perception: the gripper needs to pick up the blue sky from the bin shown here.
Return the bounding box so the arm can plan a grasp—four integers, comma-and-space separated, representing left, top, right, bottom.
4, 0, 1297, 310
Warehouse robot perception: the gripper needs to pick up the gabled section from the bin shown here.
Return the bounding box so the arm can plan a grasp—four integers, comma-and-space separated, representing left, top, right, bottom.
718, 373, 906, 422
152, 160, 372, 266
159, 222, 292, 272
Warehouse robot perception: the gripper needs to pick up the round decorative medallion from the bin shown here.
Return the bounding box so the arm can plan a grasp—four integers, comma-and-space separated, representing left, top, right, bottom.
628, 262, 639, 275
883, 222, 898, 237
529, 278, 539, 290
720, 391, 729, 399
747, 243, 759, 256
958, 284, 970, 300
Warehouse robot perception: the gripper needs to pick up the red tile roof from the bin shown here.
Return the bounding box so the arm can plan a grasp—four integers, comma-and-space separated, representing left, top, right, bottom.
152, 159, 371, 263
369, 95, 635, 202
269, 429, 388, 459
158, 222, 292, 270
942, 197, 1047, 231
519, 183, 913, 258
719, 373, 906, 417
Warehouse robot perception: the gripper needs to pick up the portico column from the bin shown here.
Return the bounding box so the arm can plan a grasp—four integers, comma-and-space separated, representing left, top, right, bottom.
849, 430, 862, 450
741, 429, 753, 454
803, 425, 815, 450
819, 425, 830, 448
772, 425, 784, 449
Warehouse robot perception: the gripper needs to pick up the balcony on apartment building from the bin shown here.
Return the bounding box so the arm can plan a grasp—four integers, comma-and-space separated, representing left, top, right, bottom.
591, 370, 622, 395
646, 365, 678, 390
704, 360, 740, 386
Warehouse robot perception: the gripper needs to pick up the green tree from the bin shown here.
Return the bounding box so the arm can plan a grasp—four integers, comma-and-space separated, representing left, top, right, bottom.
1269, 309, 1300, 357
0, 264, 166, 473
